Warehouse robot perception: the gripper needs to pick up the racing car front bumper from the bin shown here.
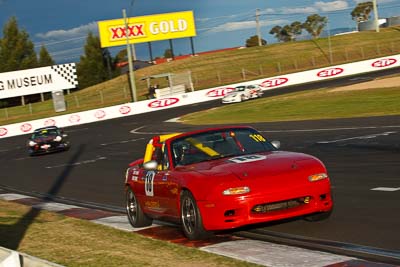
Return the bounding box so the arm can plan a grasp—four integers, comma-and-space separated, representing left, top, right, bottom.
197, 183, 333, 231
28, 142, 69, 155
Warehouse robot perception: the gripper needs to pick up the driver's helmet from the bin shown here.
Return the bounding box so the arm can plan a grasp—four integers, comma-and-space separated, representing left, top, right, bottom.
173, 141, 190, 165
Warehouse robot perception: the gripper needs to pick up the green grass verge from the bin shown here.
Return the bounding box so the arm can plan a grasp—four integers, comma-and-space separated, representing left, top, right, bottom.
180, 86, 400, 124
0, 200, 259, 267
1, 27, 400, 125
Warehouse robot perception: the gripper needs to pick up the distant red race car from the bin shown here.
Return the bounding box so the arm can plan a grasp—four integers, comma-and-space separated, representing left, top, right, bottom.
125, 126, 333, 240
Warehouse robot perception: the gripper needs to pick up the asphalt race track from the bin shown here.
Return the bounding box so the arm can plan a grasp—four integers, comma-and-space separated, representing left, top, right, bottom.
0, 70, 399, 256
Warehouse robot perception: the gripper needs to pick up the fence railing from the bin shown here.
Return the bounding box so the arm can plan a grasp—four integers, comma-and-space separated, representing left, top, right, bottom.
1, 40, 399, 125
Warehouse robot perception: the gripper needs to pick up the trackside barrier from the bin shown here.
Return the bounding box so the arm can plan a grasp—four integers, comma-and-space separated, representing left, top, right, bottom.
0, 246, 64, 267
0, 54, 399, 139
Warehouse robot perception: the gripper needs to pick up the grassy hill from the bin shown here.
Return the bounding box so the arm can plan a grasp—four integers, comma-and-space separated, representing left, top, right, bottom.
1, 27, 400, 125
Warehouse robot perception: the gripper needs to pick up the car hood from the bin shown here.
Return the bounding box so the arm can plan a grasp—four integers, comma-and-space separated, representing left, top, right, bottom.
31, 136, 57, 143
188, 151, 325, 181
223, 92, 237, 98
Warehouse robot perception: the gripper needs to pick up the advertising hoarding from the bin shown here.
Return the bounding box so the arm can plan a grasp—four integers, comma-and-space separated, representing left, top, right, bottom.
0, 63, 78, 99
98, 11, 196, 48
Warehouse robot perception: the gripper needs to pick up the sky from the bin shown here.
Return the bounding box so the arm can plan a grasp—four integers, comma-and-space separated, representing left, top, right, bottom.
0, 0, 399, 64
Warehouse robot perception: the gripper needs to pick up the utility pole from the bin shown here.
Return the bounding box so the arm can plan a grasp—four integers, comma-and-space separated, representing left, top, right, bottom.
327, 17, 333, 64
123, 9, 137, 102
372, 0, 380, 32
256, 9, 262, 46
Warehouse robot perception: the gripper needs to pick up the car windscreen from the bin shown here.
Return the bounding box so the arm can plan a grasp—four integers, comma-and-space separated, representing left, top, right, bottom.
171, 128, 276, 166
235, 86, 245, 92
31, 129, 60, 139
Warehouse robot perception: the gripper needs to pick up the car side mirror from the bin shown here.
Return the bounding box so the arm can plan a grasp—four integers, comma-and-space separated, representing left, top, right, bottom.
143, 160, 158, 170
271, 140, 281, 149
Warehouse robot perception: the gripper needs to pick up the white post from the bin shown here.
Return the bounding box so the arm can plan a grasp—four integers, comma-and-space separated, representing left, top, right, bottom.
372, 0, 380, 32
327, 17, 333, 64
256, 9, 262, 46
123, 9, 137, 102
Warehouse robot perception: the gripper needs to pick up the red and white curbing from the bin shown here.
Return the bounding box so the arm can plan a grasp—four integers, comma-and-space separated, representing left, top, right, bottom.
1, 192, 393, 267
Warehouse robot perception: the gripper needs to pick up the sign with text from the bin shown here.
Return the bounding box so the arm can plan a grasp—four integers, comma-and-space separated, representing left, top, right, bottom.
98, 11, 196, 48
0, 63, 78, 99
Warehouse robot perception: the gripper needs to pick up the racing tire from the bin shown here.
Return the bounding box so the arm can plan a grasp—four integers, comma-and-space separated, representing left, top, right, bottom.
304, 209, 332, 222
180, 190, 210, 240
126, 187, 153, 228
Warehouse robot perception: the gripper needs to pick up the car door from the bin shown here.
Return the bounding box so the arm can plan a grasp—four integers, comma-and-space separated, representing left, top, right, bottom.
151, 145, 180, 217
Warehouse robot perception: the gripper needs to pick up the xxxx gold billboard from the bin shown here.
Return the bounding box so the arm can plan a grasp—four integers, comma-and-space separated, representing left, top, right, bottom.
98, 11, 196, 48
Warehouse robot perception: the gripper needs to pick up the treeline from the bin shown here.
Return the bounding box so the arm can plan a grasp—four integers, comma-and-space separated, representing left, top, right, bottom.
270, 14, 327, 42
246, 2, 375, 46
0, 17, 54, 72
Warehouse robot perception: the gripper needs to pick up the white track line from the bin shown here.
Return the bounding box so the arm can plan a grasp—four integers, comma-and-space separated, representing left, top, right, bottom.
131, 125, 400, 135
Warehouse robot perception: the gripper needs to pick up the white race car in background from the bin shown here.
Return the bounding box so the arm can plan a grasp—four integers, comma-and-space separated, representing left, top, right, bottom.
221, 84, 263, 103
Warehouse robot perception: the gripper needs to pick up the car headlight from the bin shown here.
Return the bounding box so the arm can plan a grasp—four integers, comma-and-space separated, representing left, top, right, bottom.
308, 173, 328, 182
54, 136, 62, 142
28, 141, 37, 146
222, 186, 250, 195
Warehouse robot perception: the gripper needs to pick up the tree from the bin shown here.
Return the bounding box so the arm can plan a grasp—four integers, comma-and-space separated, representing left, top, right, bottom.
164, 48, 173, 58
269, 25, 284, 42
269, 22, 303, 42
284, 21, 303, 42
115, 48, 128, 63
351, 1, 373, 22
303, 14, 328, 39
0, 16, 37, 72
245, 35, 267, 47
76, 32, 111, 89
38, 45, 55, 67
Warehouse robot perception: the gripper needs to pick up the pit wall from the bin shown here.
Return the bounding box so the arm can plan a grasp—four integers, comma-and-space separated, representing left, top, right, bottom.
1, 55, 399, 139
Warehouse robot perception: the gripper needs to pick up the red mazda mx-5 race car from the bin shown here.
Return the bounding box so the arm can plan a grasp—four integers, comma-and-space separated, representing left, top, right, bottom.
124, 126, 333, 240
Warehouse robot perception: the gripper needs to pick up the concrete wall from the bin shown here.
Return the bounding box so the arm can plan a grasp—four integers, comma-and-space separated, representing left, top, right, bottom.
387, 16, 400, 27
359, 16, 400, 31
0, 246, 64, 267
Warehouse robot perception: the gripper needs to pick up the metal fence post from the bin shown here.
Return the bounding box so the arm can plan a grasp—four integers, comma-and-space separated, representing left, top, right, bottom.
74, 95, 80, 108
99, 90, 104, 104
376, 44, 381, 55
123, 86, 128, 99
277, 62, 281, 73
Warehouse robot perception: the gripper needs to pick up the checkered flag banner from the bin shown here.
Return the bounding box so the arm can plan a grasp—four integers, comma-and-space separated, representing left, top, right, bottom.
51, 63, 78, 86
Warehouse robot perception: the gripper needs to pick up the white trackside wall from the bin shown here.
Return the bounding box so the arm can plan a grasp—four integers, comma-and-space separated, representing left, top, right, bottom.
0, 55, 399, 139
